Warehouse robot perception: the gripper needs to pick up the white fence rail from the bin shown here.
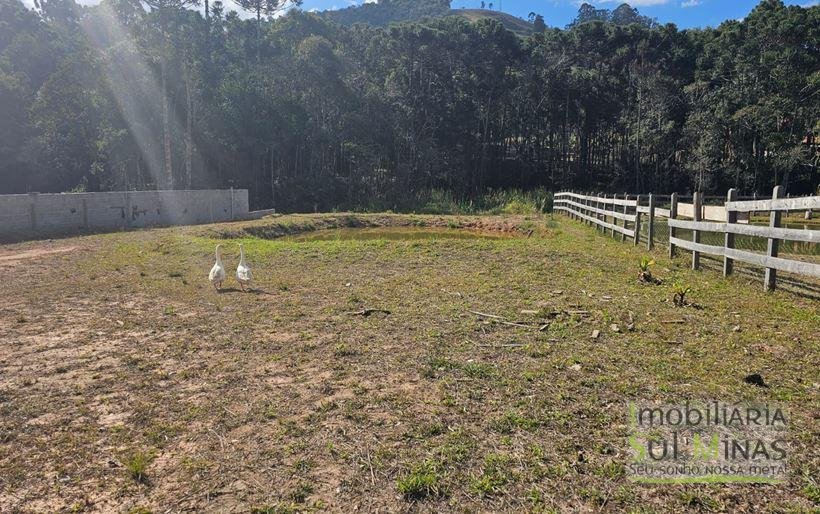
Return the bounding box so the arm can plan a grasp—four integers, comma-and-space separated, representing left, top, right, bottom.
554, 187, 820, 291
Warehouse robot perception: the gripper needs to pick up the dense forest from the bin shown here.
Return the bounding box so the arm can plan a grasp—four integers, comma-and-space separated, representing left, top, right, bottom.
0, 0, 817, 211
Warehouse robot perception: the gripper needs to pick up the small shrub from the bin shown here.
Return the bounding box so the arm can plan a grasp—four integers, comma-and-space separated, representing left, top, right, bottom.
124, 451, 152, 483
672, 280, 692, 307
638, 256, 655, 283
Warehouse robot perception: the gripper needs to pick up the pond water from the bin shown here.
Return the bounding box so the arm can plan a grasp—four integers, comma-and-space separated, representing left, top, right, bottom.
281, 226, 512, 242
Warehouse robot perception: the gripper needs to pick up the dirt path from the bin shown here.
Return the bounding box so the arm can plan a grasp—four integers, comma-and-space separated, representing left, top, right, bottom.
0, 246, 77, 266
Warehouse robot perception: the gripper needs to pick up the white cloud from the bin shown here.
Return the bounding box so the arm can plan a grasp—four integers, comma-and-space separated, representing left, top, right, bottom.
681, 0, 702, 7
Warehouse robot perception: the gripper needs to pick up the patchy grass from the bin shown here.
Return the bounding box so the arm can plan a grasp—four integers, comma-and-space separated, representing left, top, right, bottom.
396, 460, 444, 500
0, 212, 816, 511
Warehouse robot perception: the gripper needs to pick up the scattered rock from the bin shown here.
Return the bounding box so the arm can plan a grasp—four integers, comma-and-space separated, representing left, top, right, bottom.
591, 330, 600, 339
569, 363, 582, 372
732, 325, 741, 332
610, 324, 620, 333
744, 373, 769, 388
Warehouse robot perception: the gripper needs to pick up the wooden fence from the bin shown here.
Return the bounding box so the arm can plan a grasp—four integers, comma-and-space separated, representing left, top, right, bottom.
553, 187, 820, 291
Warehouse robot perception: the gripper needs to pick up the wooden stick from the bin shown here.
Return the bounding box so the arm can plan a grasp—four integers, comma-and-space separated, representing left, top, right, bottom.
348, 308, 391, 316
470, 311, 506, 320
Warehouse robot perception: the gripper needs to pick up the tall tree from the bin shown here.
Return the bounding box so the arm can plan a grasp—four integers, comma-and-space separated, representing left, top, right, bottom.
142, 0, 199, 188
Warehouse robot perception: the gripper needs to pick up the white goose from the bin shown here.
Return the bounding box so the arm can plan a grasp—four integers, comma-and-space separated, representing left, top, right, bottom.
208, 244, 226, 291
236, 243, 253, 291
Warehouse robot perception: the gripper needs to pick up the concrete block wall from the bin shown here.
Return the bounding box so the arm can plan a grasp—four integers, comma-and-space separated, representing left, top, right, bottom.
0, 189, 249, 242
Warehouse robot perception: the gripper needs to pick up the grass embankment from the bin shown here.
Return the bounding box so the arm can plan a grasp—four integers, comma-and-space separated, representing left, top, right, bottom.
0, 213, 817, 512
354, 187, 552, 216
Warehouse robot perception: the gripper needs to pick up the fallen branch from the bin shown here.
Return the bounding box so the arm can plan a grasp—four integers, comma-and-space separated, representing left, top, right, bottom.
470, 311, 506, 320
348, 308, 391, 317
661, 319, 686, 324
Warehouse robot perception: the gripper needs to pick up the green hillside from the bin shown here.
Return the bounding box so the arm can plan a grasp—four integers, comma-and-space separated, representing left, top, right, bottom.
320, 1, 535, 38
449, 9, 534, 37
322, 0, 451, 27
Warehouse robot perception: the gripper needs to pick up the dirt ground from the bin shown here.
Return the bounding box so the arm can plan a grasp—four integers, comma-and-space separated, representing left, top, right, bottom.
0, 213, 817, 512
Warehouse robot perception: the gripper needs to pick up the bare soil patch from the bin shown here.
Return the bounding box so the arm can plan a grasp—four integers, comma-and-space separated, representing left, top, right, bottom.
0, 213, 817, 512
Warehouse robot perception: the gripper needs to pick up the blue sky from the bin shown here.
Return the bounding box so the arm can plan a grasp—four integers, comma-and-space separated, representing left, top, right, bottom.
304, 0, 818, 29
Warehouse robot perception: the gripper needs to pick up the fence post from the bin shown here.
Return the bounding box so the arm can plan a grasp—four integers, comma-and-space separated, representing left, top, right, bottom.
594, 192, 599, 229
723, 188, 737, 277
692, 191, 702, 270
668, 192, 678, 258
564, 191, 569, 219
621, 193, 628, 242
596, 193, 603, 232
647, 193, 655, 250
610, 194, 617, 237
634, 194, 642, 245
580, 192, 585, 224
764, 185, 783, 291
578, 192, 584, 224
